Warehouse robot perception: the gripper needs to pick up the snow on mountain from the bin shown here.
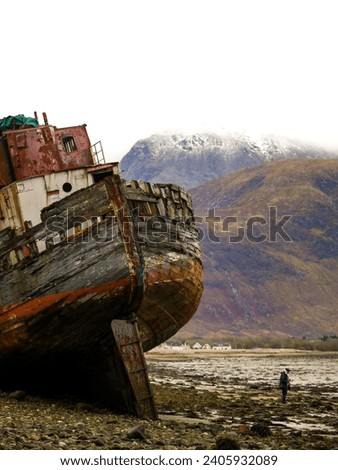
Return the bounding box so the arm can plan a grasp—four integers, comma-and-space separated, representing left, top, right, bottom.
120, 132, 338, 189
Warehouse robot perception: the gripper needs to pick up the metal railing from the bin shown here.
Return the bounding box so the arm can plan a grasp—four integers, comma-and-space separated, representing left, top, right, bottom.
91, 141, 105, 165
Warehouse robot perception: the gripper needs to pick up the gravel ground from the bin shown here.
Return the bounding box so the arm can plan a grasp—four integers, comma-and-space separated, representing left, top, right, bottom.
0, 384, 337, 450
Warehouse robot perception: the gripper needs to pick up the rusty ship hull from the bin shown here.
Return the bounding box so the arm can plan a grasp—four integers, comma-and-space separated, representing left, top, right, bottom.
0, 114, 203, 415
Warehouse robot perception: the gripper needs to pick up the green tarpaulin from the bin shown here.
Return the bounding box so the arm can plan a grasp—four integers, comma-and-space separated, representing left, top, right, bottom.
0, 114, 39, 132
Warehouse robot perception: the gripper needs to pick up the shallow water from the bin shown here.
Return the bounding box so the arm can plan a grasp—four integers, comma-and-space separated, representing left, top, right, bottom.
146, 350, 338, 436
147, 351, 338, 395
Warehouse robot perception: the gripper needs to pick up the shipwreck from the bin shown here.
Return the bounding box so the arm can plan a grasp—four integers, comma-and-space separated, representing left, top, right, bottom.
0, 113, 203, 418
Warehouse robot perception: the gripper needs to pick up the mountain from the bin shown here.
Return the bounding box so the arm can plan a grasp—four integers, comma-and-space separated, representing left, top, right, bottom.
179, 159, 338, 339
120, 132, 338, 339
120, 132, 338, 189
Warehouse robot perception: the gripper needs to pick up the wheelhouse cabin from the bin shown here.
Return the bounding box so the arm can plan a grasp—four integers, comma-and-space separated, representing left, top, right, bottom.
0, 112, 118, 234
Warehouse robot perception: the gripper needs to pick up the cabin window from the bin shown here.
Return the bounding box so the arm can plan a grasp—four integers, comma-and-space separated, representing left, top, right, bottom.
62, 136, 77, 153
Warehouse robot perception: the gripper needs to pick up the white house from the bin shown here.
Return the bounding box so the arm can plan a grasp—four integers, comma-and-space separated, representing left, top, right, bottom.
212, 343, 232, 350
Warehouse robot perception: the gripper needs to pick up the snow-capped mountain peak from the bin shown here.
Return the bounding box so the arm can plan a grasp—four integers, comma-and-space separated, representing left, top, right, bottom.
121, 131, 338, 189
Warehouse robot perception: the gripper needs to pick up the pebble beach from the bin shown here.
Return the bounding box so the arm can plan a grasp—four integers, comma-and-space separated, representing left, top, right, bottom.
0, 349, 337, 450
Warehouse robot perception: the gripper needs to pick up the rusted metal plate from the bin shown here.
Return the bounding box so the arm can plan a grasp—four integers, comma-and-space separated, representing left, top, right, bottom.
0, 140, 13, 186
111, 317, 158, 419
4, 124, 93, 181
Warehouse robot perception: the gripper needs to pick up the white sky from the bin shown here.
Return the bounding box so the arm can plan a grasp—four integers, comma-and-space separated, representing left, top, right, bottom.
2, 0, 338, 161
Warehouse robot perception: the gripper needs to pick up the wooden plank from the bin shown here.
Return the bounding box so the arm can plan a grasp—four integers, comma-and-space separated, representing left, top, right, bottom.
111, 317, 158, 419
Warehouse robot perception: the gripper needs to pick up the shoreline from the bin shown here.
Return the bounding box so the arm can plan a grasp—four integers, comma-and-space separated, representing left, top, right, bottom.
145, 348, 338, 361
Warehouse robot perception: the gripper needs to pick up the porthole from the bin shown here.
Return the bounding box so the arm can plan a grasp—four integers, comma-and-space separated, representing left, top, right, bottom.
63, 182, 72, 193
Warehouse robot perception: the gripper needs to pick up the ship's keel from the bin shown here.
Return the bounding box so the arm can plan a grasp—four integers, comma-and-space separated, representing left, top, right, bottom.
111, 315, 157, 419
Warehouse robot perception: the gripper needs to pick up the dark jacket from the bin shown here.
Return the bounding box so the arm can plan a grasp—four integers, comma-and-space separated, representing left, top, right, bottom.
279, 371, 290, 390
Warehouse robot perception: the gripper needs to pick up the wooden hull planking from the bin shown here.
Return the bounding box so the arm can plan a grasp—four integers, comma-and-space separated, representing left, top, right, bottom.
0, 175, 203, 412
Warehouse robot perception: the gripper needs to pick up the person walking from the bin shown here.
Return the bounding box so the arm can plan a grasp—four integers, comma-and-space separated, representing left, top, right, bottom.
279, 368, 291, 403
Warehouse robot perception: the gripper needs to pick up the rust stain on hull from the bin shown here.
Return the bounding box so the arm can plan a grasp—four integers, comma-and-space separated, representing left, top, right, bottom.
0, 278, 132, 347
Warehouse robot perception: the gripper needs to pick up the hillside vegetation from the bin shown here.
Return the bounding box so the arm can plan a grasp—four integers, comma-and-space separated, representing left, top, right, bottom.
179, 159, 338, 339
